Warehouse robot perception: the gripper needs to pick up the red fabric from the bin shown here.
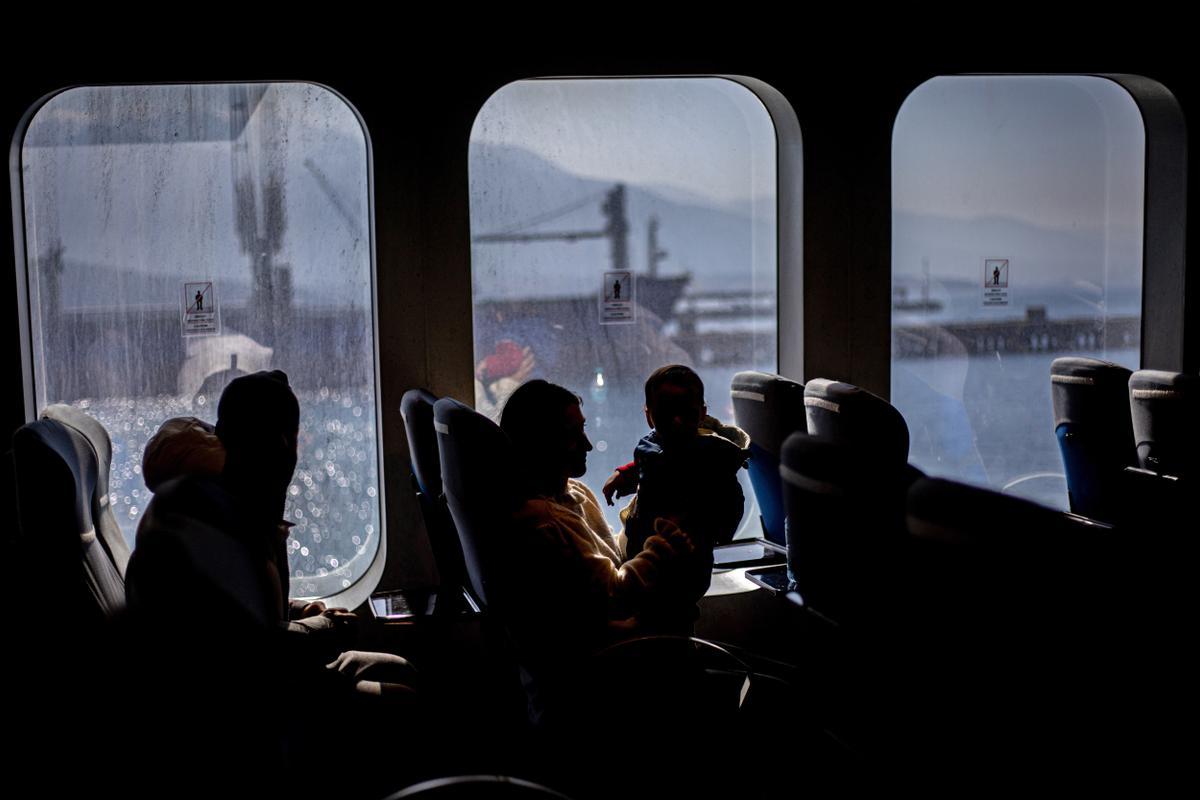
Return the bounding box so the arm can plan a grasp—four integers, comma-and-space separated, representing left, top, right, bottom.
481, 339, 524, 383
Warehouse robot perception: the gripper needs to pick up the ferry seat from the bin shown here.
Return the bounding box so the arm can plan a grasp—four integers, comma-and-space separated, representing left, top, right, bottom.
1050, 357, 1135, 522
794, 378, 915, 602
12, 404, 130, 630
401, 388, 468, 605
433, 398, 520, 612
903, 476, 1123, 770
730, 371, 806, 548
802, 378, 910, 464
1129, 369, 1200, 479
905, 476, 1113, 622
779, 431, 912, 628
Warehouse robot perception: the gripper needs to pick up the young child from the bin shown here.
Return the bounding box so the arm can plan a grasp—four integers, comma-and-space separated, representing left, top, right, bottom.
603, 365, 749, 624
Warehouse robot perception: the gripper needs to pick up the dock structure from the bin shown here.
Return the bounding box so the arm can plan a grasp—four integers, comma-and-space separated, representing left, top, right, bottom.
892, 310, 1140, 359
671, 293, 1140, 366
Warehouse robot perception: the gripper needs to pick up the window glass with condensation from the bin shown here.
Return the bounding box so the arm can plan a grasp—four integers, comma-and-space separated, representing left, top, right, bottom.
470, 78, 780, 534
19, 83, 380, 599
891, 76, 1144, 508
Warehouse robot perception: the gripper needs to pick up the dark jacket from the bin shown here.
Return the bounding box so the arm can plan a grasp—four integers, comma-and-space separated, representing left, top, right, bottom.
623, 415, 750, 560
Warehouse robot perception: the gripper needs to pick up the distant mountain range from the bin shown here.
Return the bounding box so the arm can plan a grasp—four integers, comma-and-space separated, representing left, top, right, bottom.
894, 210, 1142, 289
36, 139, 1140, 313
46, 260, 337, 311
469, 141, 776, 299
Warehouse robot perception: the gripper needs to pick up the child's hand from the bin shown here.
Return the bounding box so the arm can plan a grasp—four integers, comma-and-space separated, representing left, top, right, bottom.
321, 607, 358, 626
297, 600, 327, 619
652, 516, 695, 555
603, 468, 638, 506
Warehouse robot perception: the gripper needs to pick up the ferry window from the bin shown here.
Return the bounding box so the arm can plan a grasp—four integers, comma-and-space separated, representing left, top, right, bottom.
891, 76, 1145, 507
16, 83, 381, 600
469, 78, 783, 533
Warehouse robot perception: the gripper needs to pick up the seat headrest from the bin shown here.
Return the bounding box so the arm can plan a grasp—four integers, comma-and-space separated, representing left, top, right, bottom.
432, 397, 520, 610
41, 403, 132, 573
401, 388, 441, 497
803, 378, 909, 464
1129, 369, 1200, 398
1050, 357, 1133, 428
432, 397, 519, 503
42, 404, 112, 500
14, 418, 97, 541
729, 371, 806, 454
13, 411, 129, 619
1128, 369, 1200, 476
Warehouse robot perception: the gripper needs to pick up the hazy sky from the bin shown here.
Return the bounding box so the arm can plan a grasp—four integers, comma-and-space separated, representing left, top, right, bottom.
893, 75, 1146, 232
471, 78, 778, 207
22, 83, 371, 305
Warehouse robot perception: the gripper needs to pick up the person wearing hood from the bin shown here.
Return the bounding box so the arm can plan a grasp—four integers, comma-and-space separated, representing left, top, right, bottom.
138, 410, 344, 629
133, 375, 416, 678
125, 371, 418, 797
603, 364, 750, 629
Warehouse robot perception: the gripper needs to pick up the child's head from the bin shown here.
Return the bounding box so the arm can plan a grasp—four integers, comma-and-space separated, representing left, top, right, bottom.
644, 365, 706, 444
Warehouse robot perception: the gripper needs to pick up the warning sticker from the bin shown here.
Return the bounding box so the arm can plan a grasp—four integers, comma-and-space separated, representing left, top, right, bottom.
600, 271, 635, 324
983, 259, 1009, 306
182, 281, 221, 337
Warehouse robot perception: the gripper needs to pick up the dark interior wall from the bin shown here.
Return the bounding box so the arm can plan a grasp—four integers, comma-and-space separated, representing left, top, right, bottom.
2, 29, 1195, 591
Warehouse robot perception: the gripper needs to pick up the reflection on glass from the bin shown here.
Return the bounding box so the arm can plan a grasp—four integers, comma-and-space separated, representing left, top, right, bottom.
891, 76, 1145, 508
470, 78, 780, 533
21, 83, 379, 598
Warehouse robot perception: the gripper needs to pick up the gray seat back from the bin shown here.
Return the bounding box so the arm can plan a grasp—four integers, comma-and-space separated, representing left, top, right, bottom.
1050, 357, 1135, 521
433, 397, 520, 610
402, 388, 468, 598
803, 378, 909, 465
1129, 369, 1200, 478
730, 371, 806, 546
12, 405, 128, 625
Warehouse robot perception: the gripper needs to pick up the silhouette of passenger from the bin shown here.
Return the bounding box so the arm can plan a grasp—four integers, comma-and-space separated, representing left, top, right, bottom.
613, 278, 621, 300
134, 373, 410, 646
603, 365, 748, 628
195, 289, 204, 311
993, 266, 1000, 286
126, 372, 416, 791
128, 371, 301, 627
496, 379, 697, 724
